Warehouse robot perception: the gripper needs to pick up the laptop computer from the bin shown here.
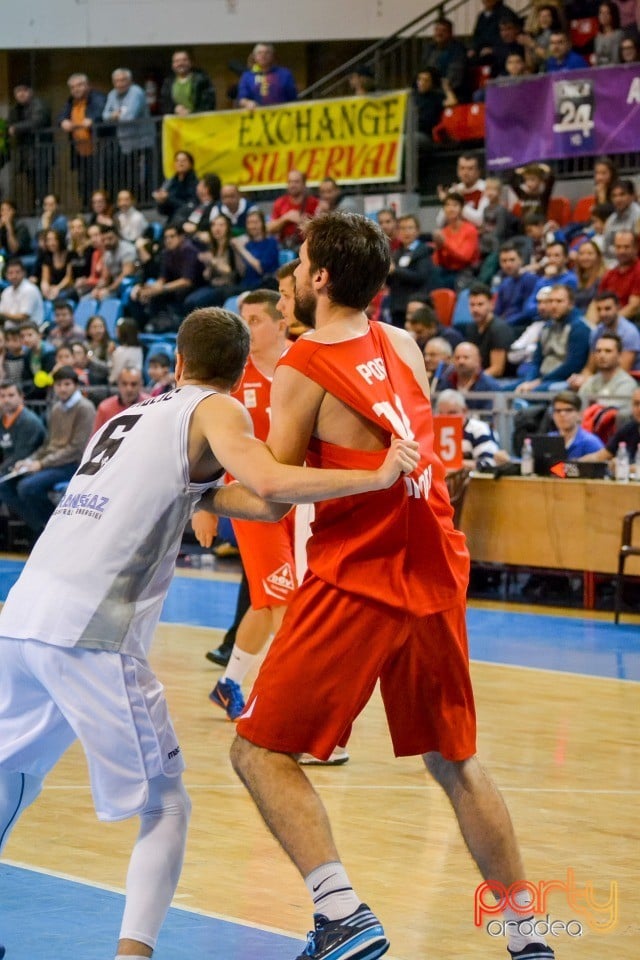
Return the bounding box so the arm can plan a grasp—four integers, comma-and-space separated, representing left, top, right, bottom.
531, 435, 565, 476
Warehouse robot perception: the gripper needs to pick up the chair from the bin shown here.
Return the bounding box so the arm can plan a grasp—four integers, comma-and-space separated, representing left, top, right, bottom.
614, 511, 640, 624
452, 287, 471, 329
570, 16, 599, 50
444, 468, 470, 529
430, 288, 457, 327
97, 297, 123, 338
223, 295, 240, 314
73, 298, 99, 331
433, 104, 485, 144
572, 195, 595, 224
278, 248, 296, 267
547, 196, 572, 228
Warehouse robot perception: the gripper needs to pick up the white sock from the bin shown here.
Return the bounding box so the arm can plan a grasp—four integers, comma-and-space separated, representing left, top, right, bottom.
504, 888, 547, 952
223, 648, 259, 686
304, 861, 360, 920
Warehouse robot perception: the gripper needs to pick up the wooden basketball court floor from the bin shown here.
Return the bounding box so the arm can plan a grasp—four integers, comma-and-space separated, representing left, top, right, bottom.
0, 558, 638, 959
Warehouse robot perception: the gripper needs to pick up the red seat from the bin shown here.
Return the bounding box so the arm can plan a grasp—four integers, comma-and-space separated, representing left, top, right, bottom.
582, 403, 619, 444
572, 195, 596, 223
430, 288, 457, 327
433, 104, 485, 144
570, 17, 599, 50
470, 66, 492, 92
547, 196, 572, 227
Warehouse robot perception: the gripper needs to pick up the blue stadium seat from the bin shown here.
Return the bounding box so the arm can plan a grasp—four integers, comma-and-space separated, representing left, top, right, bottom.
223, 295, 240, 314
143, 340, 175, 384
97, 298, 123, 338
74, 298, 99, 330
452, 288, 472, 329
278, 249, 296, 267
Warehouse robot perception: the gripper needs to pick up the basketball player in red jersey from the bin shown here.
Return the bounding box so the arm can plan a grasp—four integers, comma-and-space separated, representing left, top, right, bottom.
214, 213, 555, 960
195, 290, 297, 720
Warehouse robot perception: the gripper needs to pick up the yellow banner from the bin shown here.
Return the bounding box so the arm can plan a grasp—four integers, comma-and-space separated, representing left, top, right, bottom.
162, 91, 408, 189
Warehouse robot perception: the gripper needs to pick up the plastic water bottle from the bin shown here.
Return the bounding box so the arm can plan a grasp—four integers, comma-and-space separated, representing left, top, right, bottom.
616, 442, 630, 483
520, 437, 534, 476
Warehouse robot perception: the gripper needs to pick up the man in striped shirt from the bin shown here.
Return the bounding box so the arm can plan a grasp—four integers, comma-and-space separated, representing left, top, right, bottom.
436, 388, 509, 469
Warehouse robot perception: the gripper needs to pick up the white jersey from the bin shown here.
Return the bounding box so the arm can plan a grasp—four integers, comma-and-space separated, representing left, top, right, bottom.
0, 385, 221, 659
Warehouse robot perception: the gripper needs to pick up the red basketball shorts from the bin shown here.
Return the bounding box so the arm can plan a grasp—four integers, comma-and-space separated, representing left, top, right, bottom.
231, 511, 296, 610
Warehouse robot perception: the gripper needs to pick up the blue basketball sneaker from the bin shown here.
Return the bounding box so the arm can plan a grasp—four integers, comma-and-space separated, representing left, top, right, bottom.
209, 677, 245, 720
295, 903, 389, 960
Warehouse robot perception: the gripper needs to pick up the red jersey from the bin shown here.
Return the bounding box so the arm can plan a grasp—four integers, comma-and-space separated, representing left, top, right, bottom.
278, 322, 469, 615
599, 259, 640, 308
232, 355, 272, 441
271, 193, 319, 245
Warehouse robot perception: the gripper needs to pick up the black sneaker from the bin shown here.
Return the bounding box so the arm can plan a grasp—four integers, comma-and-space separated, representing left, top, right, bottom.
205, 643, 233, 667
508, 945, 555, 959
295, 903, 389, 960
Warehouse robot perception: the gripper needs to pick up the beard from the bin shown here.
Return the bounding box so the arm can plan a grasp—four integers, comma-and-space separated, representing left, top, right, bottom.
293, 286, 317, 328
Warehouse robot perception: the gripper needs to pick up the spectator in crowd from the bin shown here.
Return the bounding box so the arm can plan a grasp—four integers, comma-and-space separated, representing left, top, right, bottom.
57, 73, 107, 208
160, 50, 216, 115
19, 321, 55, 400
547, 390, 604, 457
516, 283, 591, 392
115, 190, 148, 243
84, 314, 114, 365
1, 327, 28, 384
316, 178, 360, 215
581, 387, 640, 462
0, 381, 46, 477
0, 366, 94, 538
347, 65, 377, 96
103, 68, 155, 196
147, 353, 175, 396
424, 336, 454, 391
523, 240, 578, 318
74, 223, 105, 298
571, 239, 606, 316
521, 4, 565, 70
576, 333, 638, 416
599, 230, 640, 318
184, 214, 239, 310
108, 319, 144, 385
413, 69, 446, 150
420, 19, 468, 103
432, 193, 480, 290
67, 216, 92, 284
129, 224, 204, 330
437, 155, 486, 228
238, 43, 298, 108
572, 291, 640, 386
0, 259, 44, 327
209, 182, 254, 234
386, 214, 437, 328
436, 389, 508, 468
152, 150, 199, 220
603, 181, 640, 256
594, 2, 622, 64
620, 36, 640, 63
376, 208, 401, 250
0, 199, 32, 257
508, 163, 555, 219
544, 31, 589, 69
477, 177, 517, 243
267, 169, 319, 251
35, 194, 67, 236
470, 0, 521, 63
231, 208, 280, 291
493, 243, 539, 329
86, 189, 114, 228
46, 299, 86, 350
438, 341, 500, 409
40, 229, 74, 304
463, 283, 515, 378
591, 156, 618, 206
179, 173, 222, 241
93, 366, 148, 433
7, 82, 51, 210
489, 16, 527, 76
406, 300, 463, 350
68, 340, 111, 405
507, 285, 552, 379
95, 224, 136, 301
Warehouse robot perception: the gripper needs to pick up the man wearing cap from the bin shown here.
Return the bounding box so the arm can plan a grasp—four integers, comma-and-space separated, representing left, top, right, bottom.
0, 366, 94, 539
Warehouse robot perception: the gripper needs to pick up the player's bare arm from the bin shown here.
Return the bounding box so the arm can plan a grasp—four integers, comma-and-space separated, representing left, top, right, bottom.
192, 392, 419, 519
379, 324, 432, 402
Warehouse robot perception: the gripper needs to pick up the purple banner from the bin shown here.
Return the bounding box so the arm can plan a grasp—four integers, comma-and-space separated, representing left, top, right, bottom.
486, 64, 640, 171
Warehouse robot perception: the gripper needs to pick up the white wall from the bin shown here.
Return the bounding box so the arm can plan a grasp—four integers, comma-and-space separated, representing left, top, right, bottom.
3, 0, 527, 49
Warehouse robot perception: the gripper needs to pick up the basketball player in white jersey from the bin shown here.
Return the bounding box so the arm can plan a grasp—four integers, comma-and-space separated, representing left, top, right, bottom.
0, 307, 419, 960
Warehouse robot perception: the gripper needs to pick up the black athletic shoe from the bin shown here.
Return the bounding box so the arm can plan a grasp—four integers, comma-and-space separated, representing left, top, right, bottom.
0, 943, 5, 958
205, 644, 233, 667
295, 904, 389, 960
508, 944, 555, 959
